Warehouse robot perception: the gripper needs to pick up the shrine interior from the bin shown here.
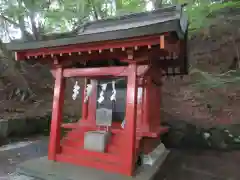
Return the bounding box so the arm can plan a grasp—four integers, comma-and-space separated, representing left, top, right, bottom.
96, 78, 127, 123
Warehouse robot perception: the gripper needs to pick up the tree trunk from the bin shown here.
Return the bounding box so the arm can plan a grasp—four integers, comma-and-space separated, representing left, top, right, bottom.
88, 0, 101, 20
29, 10, 40, 40
152, 0, 163, 9
18, 16, 30, 41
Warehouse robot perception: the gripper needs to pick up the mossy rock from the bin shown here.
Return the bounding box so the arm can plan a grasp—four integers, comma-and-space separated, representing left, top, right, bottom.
162, 118, 240, 150
204, 128, 228, 150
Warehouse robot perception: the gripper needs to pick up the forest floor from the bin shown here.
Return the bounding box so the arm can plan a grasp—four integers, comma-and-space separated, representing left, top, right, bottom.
162, 7, 240, 127
156, 149, 240, 180
0, 137, 239, 180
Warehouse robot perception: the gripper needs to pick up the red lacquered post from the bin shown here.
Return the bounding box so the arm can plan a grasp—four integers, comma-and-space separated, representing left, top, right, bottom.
123, 64, 138, 175
82, 78, 88, 120
48, 66, 65, 160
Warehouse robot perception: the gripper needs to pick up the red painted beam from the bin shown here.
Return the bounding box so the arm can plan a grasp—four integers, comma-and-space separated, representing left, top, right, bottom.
123, 63, 138, 175
15, 34, 164, 59
82, 78, 88, 120
51, 65, 150, 78
51, 66, 129, 78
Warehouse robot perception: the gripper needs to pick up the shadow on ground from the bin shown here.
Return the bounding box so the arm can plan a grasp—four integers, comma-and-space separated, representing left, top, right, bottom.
0, 136, 240, 180
155, 149, 240, 180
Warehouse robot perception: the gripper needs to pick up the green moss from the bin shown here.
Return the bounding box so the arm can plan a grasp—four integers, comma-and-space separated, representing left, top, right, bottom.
162, 119, 240, 150
186, 1, 240, 35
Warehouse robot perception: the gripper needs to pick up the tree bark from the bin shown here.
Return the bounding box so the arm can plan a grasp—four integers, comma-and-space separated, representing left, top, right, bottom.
152, 0, 163, 9
0, 15, 31, 40
29, 10, 39, 40
88, 0, 101, 20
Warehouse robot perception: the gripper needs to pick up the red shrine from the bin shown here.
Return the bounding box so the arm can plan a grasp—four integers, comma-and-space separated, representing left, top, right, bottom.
8, 5, 188, 177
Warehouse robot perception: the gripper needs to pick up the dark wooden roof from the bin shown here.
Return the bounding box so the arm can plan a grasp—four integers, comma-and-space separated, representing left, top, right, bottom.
7, 5, 188, 51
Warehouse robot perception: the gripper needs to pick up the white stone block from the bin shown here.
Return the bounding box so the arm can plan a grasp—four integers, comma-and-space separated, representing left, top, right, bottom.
84, 131, 111, 152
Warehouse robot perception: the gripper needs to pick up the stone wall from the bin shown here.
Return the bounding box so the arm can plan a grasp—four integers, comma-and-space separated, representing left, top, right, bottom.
0, 115, 51, 145
0, 113, 79, 146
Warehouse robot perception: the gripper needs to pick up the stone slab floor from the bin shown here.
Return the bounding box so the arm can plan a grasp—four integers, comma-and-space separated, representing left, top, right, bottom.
0, 137, 239, 180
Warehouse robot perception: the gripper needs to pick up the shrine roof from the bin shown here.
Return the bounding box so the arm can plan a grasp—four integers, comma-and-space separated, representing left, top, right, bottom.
7, 5, 188, 51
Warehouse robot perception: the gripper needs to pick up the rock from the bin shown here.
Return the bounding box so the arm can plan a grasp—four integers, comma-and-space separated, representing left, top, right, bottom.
9, 172, 35, 180
162, 130, 185, 148
162, 117, 240, 150
0, 119, 9, 137
7, 119, 27, 136
208, 128, 228, 150
0, 114, 51, 143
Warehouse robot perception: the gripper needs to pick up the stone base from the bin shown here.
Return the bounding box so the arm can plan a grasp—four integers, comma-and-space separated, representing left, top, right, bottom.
12, 145, 169, 180
84, 130, 111, 152
0, 116, 50, 139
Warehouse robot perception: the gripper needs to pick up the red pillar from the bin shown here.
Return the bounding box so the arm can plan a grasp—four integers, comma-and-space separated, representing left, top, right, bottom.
81, 78, 88, 121
88, 80, 97, 125
143, 77, 151, 132
123, 64, 138, 175
48, 66, 65, 160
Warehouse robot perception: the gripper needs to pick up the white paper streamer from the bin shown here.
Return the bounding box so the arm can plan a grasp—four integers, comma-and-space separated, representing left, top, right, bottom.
121, 119, 125, 129
72, 81, 80, 100
110, 81, 116, 101
97, 83, 108, 104
137, 87, 143, 102
84, 84, 93, 103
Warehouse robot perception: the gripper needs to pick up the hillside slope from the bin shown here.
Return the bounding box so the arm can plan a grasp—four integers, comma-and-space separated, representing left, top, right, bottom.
162, 7, 240, 127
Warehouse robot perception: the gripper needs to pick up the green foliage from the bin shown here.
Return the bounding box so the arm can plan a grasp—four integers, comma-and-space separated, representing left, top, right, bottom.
0, 0, 148, 36
185, 1, 240, 89
190, 68, 240, 89
1, 0, 237, 38
0, 0, 239, 39
39, 0, 93, 33
186, 1, 240, 33
115, 0, 146, 16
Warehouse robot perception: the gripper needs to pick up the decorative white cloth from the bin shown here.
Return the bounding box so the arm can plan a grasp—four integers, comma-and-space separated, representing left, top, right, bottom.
72, 81, 80, 100
110, 80, 116, 101
84, 84, 93, 103
97, 83, 108, 104
121, 119, 125, 129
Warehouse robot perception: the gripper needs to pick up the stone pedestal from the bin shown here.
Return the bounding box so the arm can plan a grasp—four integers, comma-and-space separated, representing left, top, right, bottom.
11, 143, 169, 180
84, 130, 111, 152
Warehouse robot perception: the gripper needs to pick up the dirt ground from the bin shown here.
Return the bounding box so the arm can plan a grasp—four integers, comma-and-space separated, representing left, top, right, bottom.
156, 149, 240, 180
0, 136, 48, 179
0, 137, 239, 180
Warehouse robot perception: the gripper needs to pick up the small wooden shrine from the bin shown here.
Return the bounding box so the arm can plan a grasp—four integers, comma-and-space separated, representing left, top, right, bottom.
8, 5, 188, 177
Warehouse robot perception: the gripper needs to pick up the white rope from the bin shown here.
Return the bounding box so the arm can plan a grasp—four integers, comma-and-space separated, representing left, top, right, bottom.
99, 78, 125, 86
80, 78, 125, 103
